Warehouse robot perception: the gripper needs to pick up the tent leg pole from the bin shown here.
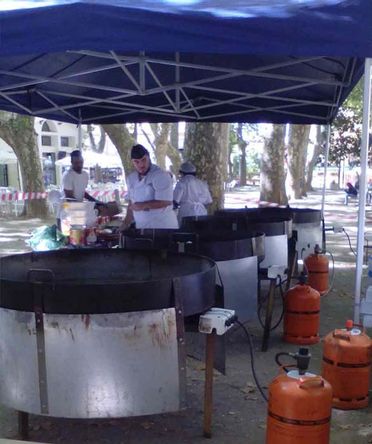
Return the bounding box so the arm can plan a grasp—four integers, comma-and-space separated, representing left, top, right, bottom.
320, 125, 330, 220
354, 58, 372, 323
78, 111, 82, 150
321, 126, 330, 252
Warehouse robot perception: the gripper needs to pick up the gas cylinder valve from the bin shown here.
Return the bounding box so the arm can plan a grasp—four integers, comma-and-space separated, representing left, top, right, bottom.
275, 347, 311, 375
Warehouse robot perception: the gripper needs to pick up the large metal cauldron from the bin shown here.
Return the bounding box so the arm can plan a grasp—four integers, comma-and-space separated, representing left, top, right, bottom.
183, 214, 291, 270
122, 228, 265, 321
290, 208, 322, 257
0, 250, 216, 419
216, 207, 322, 258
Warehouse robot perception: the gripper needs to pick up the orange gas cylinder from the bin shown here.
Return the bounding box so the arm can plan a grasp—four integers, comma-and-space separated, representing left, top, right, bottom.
266, 348, 332, 444
283, 278, 320, 345
304, 245, 329, 295
321, 320, 372, 410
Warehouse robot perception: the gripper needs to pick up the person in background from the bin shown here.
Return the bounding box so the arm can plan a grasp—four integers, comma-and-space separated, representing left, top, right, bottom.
62, 150, 97, 203
344, 181, 358, 205
173, 160, 212, 224
56, 150, 103, 230
121, 144, 178, 229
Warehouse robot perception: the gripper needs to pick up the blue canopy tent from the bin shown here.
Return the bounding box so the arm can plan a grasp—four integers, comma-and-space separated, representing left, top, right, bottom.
1, 0, 372, 320
0, 0, 370, 124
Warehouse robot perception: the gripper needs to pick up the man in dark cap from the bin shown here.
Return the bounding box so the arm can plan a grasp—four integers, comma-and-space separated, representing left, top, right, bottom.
121, 144, 178, 229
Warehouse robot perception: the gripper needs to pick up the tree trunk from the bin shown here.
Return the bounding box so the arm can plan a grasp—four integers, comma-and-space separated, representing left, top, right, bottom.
228, 138, 234, 180
305, 125, 325, 192
260, 124, 288, 205
87, 125, 106, 153
170, 123, 179, 150
150, 123, 171, 170
184, 123, 229, 212
94, 165, 103, 183
237, 123, 247, 186
0, 113, 48, 218
141, 123, 181, 174
166, 142, 182, 174
101, 124, 134, 177
287, 124, 311, 198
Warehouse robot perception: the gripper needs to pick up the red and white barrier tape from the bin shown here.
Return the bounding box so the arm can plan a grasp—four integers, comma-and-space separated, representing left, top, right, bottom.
0, 192, 48, 201
0, 190, 127, 202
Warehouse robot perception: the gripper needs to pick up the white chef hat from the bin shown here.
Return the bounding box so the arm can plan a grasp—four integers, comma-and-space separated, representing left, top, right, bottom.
180, 161, 196, 174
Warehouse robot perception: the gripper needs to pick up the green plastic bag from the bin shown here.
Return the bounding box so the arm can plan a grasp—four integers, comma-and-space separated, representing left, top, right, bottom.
27, 225, 68, 251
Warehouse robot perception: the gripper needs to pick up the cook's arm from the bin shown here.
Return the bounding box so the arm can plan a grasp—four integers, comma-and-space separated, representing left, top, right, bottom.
131, 200, 172, 211
120, 200, 134, 230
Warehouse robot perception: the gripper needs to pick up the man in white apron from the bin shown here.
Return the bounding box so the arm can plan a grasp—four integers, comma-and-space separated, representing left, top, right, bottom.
122, 144, 178, 229
173, 161, 212, 224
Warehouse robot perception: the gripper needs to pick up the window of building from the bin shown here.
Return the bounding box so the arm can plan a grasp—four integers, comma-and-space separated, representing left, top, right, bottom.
41, 122, 51, 132
0, 165, 8, 187
60, 136, 70, 147
41, 135, 52, 146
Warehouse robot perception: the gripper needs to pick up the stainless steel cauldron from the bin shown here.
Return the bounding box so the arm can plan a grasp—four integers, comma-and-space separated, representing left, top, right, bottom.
0, 249, 216, 418
183, 214, 291, 270
215, 207, 322, 258
122, 228, 265, 321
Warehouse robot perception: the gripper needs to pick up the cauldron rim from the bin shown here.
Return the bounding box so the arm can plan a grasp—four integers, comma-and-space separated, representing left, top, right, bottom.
0, 249, 217, 315
0, 248, 217, 283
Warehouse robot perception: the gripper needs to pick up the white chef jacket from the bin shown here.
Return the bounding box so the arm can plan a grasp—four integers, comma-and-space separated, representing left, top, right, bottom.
127, 164, 178, 229
173, 175, 212, 223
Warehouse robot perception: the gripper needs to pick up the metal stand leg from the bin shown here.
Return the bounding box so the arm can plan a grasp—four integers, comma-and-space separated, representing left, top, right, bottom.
203, 332, 216, 438
285, 249, 298, 292
18, 410, 29, 441
261, 279, 276, 352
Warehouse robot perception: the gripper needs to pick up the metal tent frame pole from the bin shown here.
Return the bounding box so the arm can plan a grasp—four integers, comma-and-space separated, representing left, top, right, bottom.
78, 111, 82, 150
0, 52, 355, 123
354, 58, 372, 323
321, 125, 330, 218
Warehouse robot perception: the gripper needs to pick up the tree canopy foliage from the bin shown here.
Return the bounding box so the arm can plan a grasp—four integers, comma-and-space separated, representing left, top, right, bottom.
329, 80, 362, 166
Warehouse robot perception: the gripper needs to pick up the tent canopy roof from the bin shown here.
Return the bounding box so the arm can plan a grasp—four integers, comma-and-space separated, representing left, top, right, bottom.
0, 0, 371, 124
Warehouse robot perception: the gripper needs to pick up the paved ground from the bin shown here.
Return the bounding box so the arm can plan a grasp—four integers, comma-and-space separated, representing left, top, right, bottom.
0, 188, 371, 443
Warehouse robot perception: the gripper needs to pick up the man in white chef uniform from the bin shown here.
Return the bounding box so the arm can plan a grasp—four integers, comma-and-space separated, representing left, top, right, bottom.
122, 144, 178, 229
173, 160, 212, 224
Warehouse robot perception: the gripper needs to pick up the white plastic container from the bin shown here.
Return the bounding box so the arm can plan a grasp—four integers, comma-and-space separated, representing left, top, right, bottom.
61, 201, 97, 228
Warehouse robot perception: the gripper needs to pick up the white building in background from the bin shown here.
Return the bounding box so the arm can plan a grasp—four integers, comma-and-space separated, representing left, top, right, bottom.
0, 138, 20, 189
36, 119, 79, 188
0, 119, 79, 190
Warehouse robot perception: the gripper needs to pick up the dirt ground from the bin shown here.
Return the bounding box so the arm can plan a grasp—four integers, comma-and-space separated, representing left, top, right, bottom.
0, 188, 371, 443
